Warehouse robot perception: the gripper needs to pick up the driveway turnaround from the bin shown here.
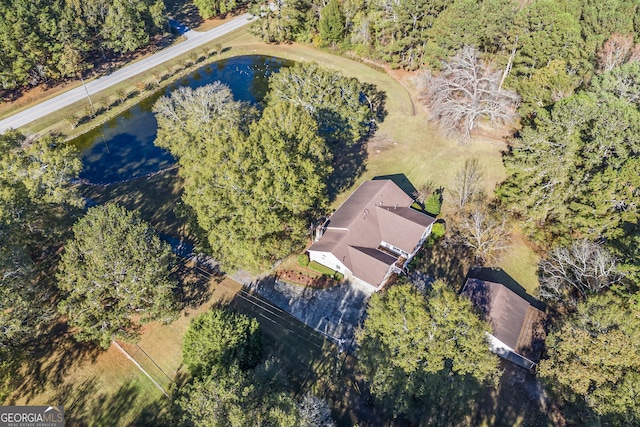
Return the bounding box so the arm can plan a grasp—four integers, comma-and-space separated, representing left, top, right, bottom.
0, 14, 253, 134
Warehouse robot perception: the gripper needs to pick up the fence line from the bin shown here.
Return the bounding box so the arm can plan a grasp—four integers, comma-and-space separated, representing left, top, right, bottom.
112, 340, 170, 398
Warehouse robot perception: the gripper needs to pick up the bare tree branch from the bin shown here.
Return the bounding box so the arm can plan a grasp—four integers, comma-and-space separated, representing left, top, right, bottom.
449, 158, 485, 211
417, 46, 520, 142
453, 205, 511, 265
298, 393, 336, 427
539, 239, 623, 307
596, 33, 640, 73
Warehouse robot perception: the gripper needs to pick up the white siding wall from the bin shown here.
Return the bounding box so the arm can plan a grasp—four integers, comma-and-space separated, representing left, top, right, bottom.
307, 251, 348, 274
486, 332, 514, 357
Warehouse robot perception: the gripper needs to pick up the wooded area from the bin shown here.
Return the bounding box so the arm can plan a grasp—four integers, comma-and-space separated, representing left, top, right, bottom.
0, 0, 166, 92
154, 63, 376, 271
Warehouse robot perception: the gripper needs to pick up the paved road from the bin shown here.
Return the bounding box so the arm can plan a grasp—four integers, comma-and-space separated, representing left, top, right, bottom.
0, 14, 253, 134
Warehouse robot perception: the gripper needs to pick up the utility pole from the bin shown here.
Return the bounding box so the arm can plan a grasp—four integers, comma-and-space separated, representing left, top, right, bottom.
80, 76, 96, 116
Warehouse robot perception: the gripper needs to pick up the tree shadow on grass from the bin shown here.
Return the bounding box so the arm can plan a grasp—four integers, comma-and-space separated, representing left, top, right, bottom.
10, 322, 103, 404
165, 0, 203, 29
51, 377, 169, 426
411, 239, 472, 291
226, 288, 329, 391
473, 362, 556, 427
172, 259, 220, 309
327, 140, 368, 201
325, 83, 387, 201
372, 173, 417, 197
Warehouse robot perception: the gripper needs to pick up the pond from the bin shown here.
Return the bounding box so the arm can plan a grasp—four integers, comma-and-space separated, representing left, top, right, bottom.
72, 55, 292, 185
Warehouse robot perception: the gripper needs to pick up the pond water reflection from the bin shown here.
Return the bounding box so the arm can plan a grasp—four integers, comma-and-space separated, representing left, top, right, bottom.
72, 55, 292, 184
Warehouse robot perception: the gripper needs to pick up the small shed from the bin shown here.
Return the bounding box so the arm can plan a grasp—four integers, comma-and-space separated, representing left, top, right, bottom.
461, 277, 546, 370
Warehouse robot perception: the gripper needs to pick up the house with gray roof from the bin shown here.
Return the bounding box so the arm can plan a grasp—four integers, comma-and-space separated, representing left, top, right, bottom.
308, 179, 436, 291
461, 277, 547, 370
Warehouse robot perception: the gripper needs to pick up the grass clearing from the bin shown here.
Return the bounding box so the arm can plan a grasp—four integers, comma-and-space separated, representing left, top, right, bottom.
7, 328, 166, 426
497, 231, 541, 295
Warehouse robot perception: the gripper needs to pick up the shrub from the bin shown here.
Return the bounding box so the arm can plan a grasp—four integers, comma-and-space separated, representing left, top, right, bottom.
424, 193, 442, 216
297, 253, 310, 267
431, 222, 446, 239
334, 272, 344, 281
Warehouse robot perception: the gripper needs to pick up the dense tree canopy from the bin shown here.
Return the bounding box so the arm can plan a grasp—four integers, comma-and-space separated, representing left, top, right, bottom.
0, 0, 165, 91
193, 0, 238, 19
318, 0, 345, 45
265, 62, 374, 147
497, 62, 640, 284
155, 77, 355, 271
175, 308, 312, 427
57, 204, 177, 348
539, 293, 640, 425
357, 281, 499, 425
182, 308, 262, 378
1, 131, 82, 348
174, 363, 301, 427
252, 0, 640, 115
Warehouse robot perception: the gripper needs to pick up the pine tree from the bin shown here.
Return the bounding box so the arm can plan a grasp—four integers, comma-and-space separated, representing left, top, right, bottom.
539, 293, 640, 425
319, 0, 345, 45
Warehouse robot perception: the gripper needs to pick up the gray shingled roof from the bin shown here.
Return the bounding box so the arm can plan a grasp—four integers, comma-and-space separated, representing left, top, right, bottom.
309, 180, 436, 287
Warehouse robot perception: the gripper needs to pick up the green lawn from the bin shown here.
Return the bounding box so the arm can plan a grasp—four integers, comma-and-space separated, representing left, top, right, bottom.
6, 328, 166, 426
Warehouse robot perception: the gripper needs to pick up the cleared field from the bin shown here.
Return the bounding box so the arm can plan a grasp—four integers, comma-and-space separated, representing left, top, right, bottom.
6, 327, 166, 426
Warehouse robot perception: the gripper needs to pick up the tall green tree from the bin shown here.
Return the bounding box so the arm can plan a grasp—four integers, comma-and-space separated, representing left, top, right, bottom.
507, 0, 590, 111
539, 293, 640, 425
0, 0, 165, 89
102, 0, 148, 53
371, 0, 449, 69
357, 281, 499, 425
425, 0, 519, 62
1, 131, 83, 348
193, 0, 238, 19
579, 0, 638, 50
57, 204, 177, 348
154, 82, 331, 271
497, 62, 640, 248
265, 62, 374, 147
182, 308, 262, 378
249, 0, 312, 43
174, 363, 301, 427
319, 0, 345, 45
